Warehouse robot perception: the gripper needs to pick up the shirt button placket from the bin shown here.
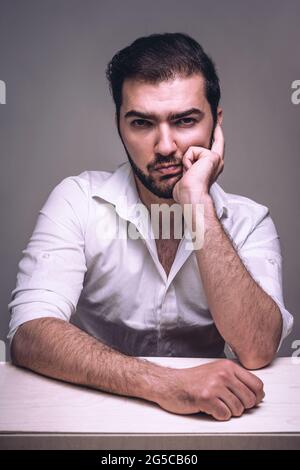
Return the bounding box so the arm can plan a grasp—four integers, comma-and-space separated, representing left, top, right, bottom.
157, 285, 167, 355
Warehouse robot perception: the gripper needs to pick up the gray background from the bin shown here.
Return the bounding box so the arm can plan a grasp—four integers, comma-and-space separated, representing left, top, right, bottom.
0, 0, 299, 359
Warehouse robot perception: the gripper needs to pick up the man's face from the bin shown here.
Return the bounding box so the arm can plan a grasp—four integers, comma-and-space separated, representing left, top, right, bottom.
118, 73, 219, 199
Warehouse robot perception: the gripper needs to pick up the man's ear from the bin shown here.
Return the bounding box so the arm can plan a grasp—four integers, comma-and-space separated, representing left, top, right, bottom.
217, 107, 223, 126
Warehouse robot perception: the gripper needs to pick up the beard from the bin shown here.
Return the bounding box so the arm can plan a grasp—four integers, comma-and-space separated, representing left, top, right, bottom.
126, 151, 182, 199
117, 126, 182, 199
116, 120, 215, 200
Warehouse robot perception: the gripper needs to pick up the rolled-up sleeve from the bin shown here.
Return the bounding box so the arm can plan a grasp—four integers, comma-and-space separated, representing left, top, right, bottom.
237, 208, 294, 353
7, 176, 88, 346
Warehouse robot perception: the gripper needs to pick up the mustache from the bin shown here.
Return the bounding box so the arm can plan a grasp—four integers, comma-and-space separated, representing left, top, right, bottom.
149, 156, 182, 171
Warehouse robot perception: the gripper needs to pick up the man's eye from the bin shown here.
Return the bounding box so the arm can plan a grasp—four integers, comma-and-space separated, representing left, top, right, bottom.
131, 119, 151, 128
130, 118, 196, 128
176, 118, 196, 126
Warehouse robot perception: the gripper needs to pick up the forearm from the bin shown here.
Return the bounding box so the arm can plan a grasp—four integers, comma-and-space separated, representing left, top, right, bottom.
190, 196, 282, 368
11, 317, 169, 403
10, 319, 266, 421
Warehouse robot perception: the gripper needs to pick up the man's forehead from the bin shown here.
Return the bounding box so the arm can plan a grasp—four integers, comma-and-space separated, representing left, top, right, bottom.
121, 73, 207, 110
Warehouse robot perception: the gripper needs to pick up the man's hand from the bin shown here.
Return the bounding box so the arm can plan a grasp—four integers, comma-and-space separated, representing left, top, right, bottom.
154, 359, 265, 421
173, 123, 225, 205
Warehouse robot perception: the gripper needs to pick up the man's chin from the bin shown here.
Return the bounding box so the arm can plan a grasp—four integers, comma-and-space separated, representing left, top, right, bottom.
127, 157, 180, 199
143, 180, 175, 199
154, 174, 182, 198
146, 183, 174, 199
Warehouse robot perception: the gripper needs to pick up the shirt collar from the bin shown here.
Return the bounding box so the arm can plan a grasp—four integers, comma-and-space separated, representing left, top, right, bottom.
90, 161, 228, 220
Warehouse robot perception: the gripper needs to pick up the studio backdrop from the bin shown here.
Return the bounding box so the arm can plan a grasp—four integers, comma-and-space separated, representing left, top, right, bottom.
0, 0, 299, 359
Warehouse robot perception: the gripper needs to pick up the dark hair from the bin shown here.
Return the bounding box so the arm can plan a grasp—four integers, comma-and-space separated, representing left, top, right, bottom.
106, 32, 221, 128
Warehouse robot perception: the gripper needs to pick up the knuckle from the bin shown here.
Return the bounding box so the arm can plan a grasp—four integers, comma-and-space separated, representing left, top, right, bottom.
218, 370, 229, 381
245, 396, 256, 408
215, 408, 231, 421
255, 380, 264, 394
179, 181, 192, 193
218, 363, 233, 380
223, 359, 234, 369
209, 378, 219, 389
199, 388, 211, 403
234, 402, 245, 417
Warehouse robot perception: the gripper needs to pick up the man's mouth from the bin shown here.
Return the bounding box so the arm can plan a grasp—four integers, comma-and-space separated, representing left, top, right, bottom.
153, 164, 182, 176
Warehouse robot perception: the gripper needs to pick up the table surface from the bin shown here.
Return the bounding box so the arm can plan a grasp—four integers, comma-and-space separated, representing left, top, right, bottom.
1, 356, 299, 436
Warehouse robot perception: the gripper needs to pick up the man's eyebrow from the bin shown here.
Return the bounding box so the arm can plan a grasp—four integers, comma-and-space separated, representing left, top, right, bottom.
124, 107, 204, 120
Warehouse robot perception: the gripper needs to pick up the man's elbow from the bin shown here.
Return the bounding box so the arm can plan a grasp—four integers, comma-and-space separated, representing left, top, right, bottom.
237, 316, 282, 370
10, 327, 24, 366
238, 350, 276, 370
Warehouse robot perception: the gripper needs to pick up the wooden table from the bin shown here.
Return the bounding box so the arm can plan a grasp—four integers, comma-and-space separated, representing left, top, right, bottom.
0, 357, 299, 449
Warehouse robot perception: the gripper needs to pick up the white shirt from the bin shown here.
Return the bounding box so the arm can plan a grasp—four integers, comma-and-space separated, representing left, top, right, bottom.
8, 161, 293, 357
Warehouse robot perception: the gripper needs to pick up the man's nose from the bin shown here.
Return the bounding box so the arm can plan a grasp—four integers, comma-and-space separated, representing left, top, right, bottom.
154, 124, 177, 156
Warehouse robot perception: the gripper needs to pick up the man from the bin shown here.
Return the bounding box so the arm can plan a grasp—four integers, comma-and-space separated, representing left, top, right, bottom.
8, 33, 293, 421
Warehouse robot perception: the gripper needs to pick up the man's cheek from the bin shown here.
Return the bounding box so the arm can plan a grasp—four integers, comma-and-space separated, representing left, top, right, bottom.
189, 126, 211, 148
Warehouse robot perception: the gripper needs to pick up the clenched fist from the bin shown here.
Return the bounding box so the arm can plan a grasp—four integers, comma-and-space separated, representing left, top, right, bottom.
154, 359, 265, 421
